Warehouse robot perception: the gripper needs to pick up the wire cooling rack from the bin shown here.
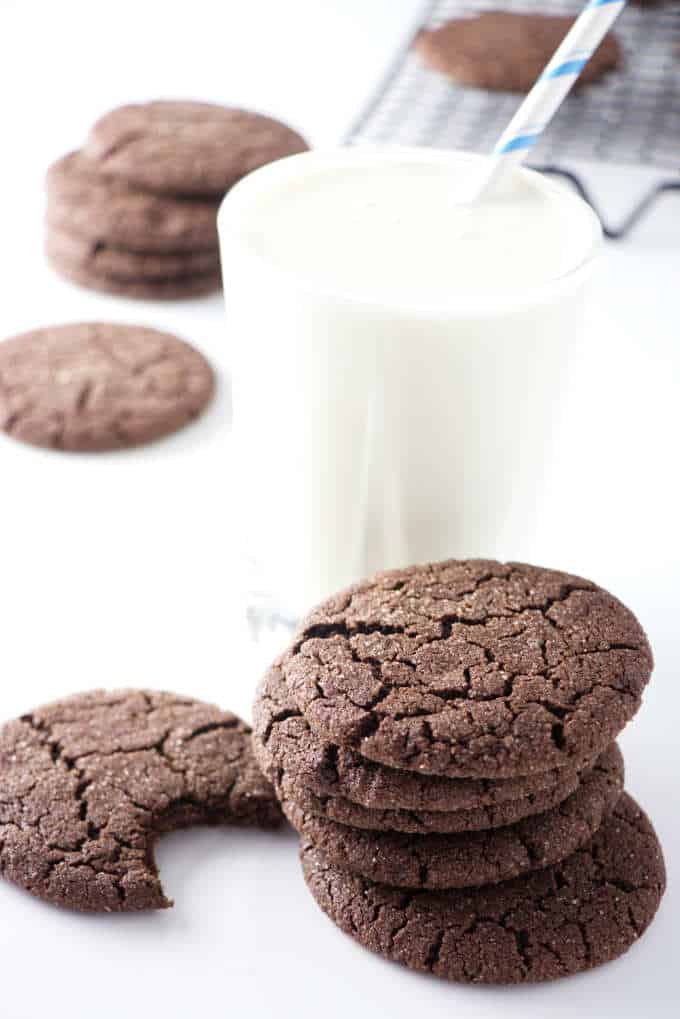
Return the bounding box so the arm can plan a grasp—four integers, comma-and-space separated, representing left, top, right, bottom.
346, 0, 680, 238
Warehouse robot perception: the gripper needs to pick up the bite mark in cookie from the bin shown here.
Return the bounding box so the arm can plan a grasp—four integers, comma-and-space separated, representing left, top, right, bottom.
0, 690, 281, 911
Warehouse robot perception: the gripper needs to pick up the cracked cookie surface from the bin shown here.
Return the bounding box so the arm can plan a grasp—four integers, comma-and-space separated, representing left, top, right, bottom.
253, 663, 597, 832
416, 13, 621, 94
284, 743, 623, 889
302, 792, 665, 984
283, 560, 652, 778
47, 152, 220, 253
0, 690, 281, 911
85, 101, 309, 196
0, 322, 214, 451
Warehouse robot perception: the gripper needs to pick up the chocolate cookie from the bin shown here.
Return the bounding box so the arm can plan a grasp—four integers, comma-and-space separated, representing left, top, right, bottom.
283, 743, 624, 889
0, 690, 281, 911
302, 793, 665, 984
0, 322, 215, 451
46, 246, 221, 300
416, 13, 621, 93
85, 102, 309, 197
273, 755, 612, 836
283, 560, 652, 779
253, 664, 597, 833
47, 152, 219, 253
47, 226, 219, 281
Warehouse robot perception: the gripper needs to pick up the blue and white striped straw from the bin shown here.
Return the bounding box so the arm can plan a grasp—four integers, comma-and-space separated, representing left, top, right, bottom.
480, 0, 627, 194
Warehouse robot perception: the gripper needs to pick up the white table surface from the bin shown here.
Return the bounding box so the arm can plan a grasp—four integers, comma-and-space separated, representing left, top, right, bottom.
0, 2, 678, 1017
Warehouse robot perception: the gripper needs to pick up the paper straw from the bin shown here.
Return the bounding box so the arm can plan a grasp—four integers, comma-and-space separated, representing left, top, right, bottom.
480, 0, 628, 195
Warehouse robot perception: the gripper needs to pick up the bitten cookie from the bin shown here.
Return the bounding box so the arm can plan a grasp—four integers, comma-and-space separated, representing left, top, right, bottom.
416, 13, 621, 93
283, 560, 653, 779
282, 744, 624, 889
0, 322, 215, 451
0, 690, 281, 912
302, 793, 665, 984
84, 101, 309, 196
47, 152, 220, 253
253, 664, 598, 833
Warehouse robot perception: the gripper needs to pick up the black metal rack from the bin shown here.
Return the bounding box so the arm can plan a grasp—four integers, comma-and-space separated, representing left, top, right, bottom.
346, 0, 680, 239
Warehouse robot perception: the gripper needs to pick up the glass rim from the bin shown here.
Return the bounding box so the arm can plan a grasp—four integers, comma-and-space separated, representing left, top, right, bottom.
217, 145, 603, 319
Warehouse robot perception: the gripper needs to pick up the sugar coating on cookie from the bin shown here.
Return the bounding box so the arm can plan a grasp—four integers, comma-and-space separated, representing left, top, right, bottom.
0, 690, 281, 911
416, 13, 621, 94
0, 322, 215, 451
283, 743, 624, 889
85, 101, 309, 196
283, 560, 653, 778
302, 793, 666, 984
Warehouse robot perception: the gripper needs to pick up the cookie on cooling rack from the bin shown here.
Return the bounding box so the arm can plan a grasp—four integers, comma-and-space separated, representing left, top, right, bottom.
416, 12, 622, 93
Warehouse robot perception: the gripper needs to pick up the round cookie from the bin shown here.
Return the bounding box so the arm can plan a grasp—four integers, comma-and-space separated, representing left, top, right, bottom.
46, 245, 222, 300
301, 793, 665, 985
47, 226, 219, 281
0, 690, 281, 912
283, 743, 624, 889
47, 151, 220, 253
283, 560, 653, 779
253, 665, 597, 833
85, 101, 309, 197
0, 322, 215, 451
415, 13, 621, 94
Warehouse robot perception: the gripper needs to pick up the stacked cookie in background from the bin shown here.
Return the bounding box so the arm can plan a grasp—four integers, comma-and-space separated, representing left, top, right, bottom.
254, 559, 666, 985
45, 101, 308, 300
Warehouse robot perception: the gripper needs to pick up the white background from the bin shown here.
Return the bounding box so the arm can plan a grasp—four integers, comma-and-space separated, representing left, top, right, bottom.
0, 1, 677, 1017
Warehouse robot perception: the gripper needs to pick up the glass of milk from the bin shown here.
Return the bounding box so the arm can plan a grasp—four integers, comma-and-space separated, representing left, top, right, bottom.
218, 147, 601, 645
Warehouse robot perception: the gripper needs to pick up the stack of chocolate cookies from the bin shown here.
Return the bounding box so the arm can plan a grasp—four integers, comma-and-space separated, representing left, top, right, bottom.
45, 101, 308, 300
253, 559, 666, 985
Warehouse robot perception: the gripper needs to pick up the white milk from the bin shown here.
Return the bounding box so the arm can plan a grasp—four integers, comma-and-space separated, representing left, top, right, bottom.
218, 148, 601, 630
